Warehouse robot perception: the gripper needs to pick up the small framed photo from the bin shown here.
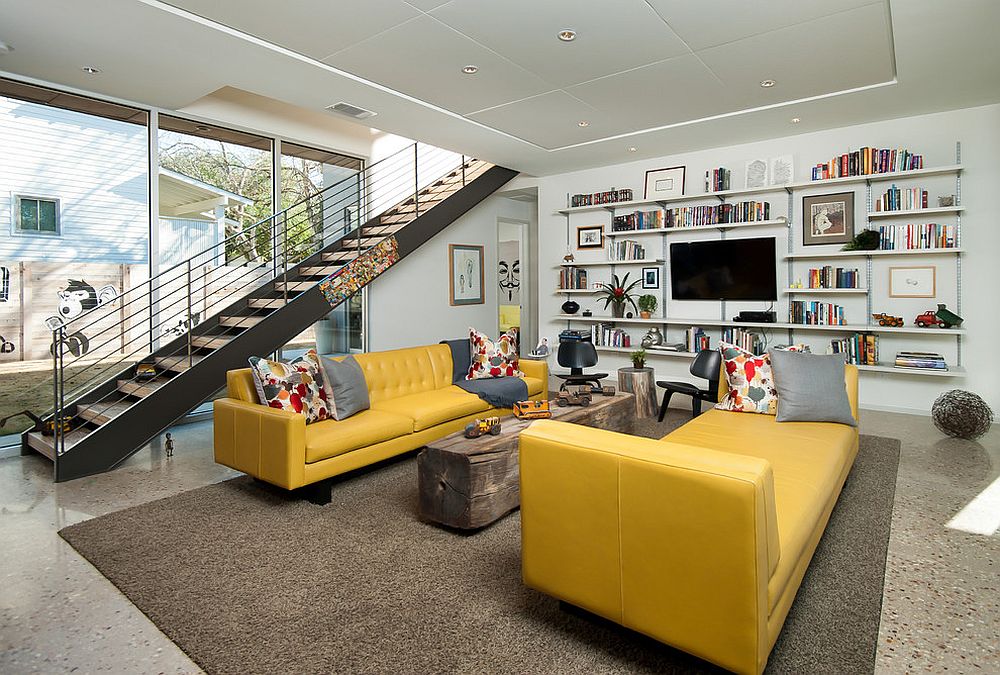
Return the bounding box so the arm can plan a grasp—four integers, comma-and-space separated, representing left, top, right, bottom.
802, 191, 855, 246
449, 244, 484, 306
641, 266, 660, 289
889, 266, 936, 298
576, 225, 604, 249
643, 166, 686, 200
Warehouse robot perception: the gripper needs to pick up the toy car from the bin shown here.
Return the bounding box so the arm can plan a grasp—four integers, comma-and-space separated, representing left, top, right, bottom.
871, 312, 904, 327
914, 310, 947, 328
591, 385, 616, 396
513, 400, 552, 420
556, 388, 592, 407
464, 416, 502, 438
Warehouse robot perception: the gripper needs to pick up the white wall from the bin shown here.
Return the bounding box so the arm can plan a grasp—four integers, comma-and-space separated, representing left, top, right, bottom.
367, 194, 534, 351
535, 104, 1000, 415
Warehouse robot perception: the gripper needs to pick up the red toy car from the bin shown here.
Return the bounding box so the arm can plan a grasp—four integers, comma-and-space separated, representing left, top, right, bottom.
914, 310, 947, 328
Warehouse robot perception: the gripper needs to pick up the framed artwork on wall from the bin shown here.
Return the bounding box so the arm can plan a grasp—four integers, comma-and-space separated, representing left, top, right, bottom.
745, 158, 768, 188
449, 244, 485, 306
641, 266, 660, 289
802, 191, 855, 246
889, 266, 936, 298
576, 225, 604, 249
643, 166, 686, 199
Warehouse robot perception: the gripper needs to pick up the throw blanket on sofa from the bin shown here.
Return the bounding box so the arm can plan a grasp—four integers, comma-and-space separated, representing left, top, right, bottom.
441, 339, 528, 409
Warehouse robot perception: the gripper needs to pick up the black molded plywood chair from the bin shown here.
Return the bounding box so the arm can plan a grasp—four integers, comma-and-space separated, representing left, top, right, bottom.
554, 339, 608, 391
656, 349, 722, 421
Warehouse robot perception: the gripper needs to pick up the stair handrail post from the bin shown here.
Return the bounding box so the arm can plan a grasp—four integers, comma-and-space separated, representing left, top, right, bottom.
51, 323, 60, 463
186, 259, 193, 369
414, 143, 419, 218
57, 324, 65, 457
282, 213, 289, 306
462, 155, 466, 187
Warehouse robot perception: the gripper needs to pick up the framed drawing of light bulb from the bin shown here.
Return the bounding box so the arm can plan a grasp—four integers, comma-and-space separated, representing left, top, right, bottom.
449, 244, 485, 306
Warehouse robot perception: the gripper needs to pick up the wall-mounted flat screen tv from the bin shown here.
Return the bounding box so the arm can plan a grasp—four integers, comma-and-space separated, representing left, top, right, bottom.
669, 237, 777, 301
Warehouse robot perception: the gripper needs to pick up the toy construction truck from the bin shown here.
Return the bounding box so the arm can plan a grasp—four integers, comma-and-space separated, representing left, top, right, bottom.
871, 312, 904, 327
513, 400, 552, 420
464, 416, 502, 438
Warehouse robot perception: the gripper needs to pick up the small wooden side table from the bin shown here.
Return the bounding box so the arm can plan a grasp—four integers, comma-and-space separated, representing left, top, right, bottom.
617, 367, 657, 419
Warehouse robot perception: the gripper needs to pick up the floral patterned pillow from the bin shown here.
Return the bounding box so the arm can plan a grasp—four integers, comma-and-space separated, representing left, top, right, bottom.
467, 327, 523, 380
715, 342, 807, 415
248, 349, 331, 424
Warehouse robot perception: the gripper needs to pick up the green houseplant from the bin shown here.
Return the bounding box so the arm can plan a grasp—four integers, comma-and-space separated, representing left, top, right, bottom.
598, 273, 641, 318
630, 348, 647, 370
638, 294, 658, 319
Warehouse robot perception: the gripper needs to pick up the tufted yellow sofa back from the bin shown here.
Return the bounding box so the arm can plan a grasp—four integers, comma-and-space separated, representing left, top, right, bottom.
353, 343, 453, 405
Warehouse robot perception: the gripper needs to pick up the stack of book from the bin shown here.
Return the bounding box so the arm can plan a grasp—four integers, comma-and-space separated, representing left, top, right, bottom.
570, 187, 633, 207
558, 266, 588, 290
810, 147, 924, 180
705, 167, 731, 193
894, 351, 948, 371
807, 266, 860, 289
609, 239, 646, 261
874, 184, 928, 211
612, 210, 663, 231
876, 223, 957, 250
592, 324, 631, 348
789, 301, 847, 326
686, 326, 710, 353
665, 201, 771, 228
830, 333, 878, 365
721, 327, 761, 354
648, 342, 688, 353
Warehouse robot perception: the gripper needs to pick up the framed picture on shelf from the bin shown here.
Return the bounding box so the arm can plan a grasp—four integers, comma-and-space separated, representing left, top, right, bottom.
889, 266, 936, 298
802, 191, 855, 246
770, 155, 794, 185
576, 225, 604, 249
745, 158, 768, 188
643, 166, 685, 199
449, 244, 484, 306
641, 266, 660, 289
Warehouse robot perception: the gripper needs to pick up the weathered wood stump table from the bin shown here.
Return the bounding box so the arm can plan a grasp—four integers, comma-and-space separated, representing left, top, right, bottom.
617, 367, 658, 419
418, 392, 634, 530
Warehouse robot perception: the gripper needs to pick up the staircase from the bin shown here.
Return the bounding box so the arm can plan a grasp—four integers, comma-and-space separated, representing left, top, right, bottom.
25, 144, 517, 481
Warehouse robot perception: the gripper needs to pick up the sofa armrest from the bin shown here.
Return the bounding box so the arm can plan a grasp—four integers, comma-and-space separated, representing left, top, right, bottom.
519, 420, 775, 675
213, 397, 306, 489
845, 364, 859, 421
518, 357, 548, 384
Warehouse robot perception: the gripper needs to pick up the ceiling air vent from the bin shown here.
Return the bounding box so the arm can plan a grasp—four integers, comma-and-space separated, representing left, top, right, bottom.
325, 102, 377, 120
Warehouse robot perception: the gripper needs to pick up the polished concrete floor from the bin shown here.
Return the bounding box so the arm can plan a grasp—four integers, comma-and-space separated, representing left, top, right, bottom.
0, 410, 997, 674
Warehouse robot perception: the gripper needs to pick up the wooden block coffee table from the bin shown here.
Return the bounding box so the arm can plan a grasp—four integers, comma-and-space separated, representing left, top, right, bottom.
417, 392, 634, 530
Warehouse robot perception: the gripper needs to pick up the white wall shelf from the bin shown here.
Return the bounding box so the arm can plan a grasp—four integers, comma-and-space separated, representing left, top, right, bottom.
595, 345, 697, 359
556, 314, 964, 335
857, 364, 966, 377
783, 287, 869, 294
605, 218, 787, 237
867, 206, 964, 219
557, 259, 663, 267
554, 288, 598, 294
786, 248, 962, 260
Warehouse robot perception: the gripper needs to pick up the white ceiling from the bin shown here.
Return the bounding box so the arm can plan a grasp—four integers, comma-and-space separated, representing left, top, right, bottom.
0, 0, 997, 175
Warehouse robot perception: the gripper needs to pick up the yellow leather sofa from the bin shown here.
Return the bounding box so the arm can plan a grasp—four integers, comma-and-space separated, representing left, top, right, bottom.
214, 343, 547, 490
519, 365, 859, 675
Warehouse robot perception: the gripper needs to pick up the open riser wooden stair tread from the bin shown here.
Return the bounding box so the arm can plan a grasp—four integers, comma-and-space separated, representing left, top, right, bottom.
76, 400, 133, 426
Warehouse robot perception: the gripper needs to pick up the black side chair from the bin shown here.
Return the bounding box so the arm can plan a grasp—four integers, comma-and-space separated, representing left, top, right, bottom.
656, 349, 723, 421
554, 338, 608, 391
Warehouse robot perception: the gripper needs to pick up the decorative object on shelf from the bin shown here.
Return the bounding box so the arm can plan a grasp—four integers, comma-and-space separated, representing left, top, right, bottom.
563, 252, 575, 263
637, 294, 658, 319
889, 266, 935, 298
745, 158, 768, 188
556, 387, 592, 407
582, 309, 592, 317
770, 155, 794, 185
560, 299, 580, 315
841, 229, 880, 251
576, 225, 604, 249
915, 303, 963, 329
531, 337, 550, 356
448, 244, 485, 306
464, 416, 502, 438
931, 390, 993, 440
641, 267, 660, 290
598, 273, 640, 318
937, 195, 956, 207
626, 312, 634, 319
803, 191, 855, 246
643, 165, 685, 199
640, 327, 664, 348
630, 348, 647, 370
871, 312, 904, 327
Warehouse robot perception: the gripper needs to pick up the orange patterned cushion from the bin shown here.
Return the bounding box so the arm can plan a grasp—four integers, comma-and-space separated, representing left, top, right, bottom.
467, 327, 523, 380
715, 342, 807, 415
248, 349, 331, 423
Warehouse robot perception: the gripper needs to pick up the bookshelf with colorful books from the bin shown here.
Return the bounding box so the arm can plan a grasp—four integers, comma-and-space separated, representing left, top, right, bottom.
810, 147, 924, 181
830, 333, 879, 366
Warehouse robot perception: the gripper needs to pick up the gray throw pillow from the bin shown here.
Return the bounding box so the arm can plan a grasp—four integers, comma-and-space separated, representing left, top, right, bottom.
768, 349, 857, 426
319, 355, 370, 421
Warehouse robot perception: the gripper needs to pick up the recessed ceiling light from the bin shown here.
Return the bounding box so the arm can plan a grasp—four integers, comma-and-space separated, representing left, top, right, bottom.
81, 66, 101, 74
195, 125, 211, 132
462, 65, 478, 75
577, 120, 589, 127
759, 79, 776, 88
627, 146, 638, 153
790, 117, 801, 124
558, 30, 577, 42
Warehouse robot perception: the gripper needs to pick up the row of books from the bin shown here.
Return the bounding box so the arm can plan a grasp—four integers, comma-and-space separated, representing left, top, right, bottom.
876, 223, 958, 250
665, 201, 772, 228
789, 301, 848, 326
721, 327, 762, 355
592, 324, 632, 348
609, 240, 647, 261
810, 147, 924, 180
705, 167, 731, 193
558, 266, 589, 290
874, 185, 928, 212
570, 187, 634, 208
895, 351, 948, 371
612, 210, 663, 231
686, 326, 710, 353
806, 266, 861, 289
830, 333, 878, 366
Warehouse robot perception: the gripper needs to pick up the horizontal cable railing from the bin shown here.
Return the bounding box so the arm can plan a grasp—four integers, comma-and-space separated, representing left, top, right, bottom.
37, 143, 487, 457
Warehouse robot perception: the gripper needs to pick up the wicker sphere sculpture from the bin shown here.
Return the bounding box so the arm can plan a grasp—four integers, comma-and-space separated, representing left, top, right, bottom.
931, 390, 994, 440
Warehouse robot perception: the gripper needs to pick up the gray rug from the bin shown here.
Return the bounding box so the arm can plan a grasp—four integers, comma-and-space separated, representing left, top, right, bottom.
61, 413, 900, 674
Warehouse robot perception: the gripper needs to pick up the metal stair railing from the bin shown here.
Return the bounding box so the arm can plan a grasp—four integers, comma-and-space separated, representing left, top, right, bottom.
33, 143, 486, 458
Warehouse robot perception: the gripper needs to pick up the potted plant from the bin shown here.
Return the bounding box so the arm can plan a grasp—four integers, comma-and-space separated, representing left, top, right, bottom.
598, 273, 641, 318
638, 294, 658, 319
630, 348, 647, 370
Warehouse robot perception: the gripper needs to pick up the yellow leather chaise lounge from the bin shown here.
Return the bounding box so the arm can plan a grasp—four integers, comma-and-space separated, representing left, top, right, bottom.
519, 365, 859, 675
214, 343, 547, 497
